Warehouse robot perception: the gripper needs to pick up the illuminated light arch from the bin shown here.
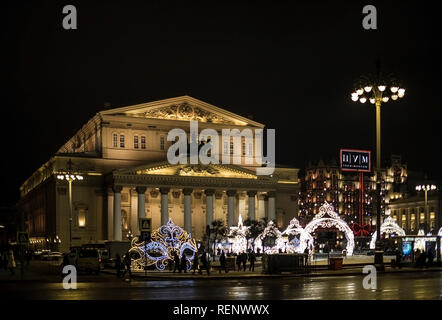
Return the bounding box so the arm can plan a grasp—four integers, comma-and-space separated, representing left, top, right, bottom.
129, 218, 198, 271
254, 220, 286, 254
227, 213, 250, 254
281, 217, 313, 253
369, 216, 406, 249
438, 227, 442, 237
300, 202, 355, 256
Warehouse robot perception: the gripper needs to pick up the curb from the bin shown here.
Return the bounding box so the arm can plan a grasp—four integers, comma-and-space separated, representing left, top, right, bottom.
100, 267, 442, 281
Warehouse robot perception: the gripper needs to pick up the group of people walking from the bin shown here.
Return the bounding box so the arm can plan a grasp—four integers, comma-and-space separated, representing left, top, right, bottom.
235, 250, 256, 272
115, 251, 132, 278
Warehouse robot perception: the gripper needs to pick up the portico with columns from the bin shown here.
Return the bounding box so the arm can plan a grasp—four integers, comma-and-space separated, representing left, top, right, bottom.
106, 162, 279, 240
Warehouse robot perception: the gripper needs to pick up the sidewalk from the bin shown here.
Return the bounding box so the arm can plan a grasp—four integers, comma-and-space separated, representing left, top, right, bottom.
101, 265, 442, 280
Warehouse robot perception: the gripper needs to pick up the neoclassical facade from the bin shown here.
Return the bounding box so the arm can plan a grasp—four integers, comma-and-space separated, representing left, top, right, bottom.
19, 96, 299, 252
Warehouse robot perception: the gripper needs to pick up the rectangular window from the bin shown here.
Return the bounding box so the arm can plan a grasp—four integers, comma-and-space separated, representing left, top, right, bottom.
141, 136, 146, 149
223, 141, 228, 154
134, 136, 139, 149
78, 209, 86, 228
120, 134, 125, 148
160, 136, 165, 150
113, 133, 118, 148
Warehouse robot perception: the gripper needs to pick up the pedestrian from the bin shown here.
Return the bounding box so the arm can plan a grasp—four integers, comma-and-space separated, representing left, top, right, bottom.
115, 253, 122, 277
7, 249, 16, 275
241, 252, 247, 271
219, 250, 228, 273
1, 250, 7, 270
395, 248, 402, 269
248, 250, 256, 272
180, 255, 187, 273
192, 252, 199, 274
200, 251, 210, 275
236, 253, 242, 271
173, 251, 180, 273
122, 251, 132, 277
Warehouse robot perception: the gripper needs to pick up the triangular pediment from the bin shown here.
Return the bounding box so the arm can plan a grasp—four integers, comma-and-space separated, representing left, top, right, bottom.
99, 96, 264, 127
116, 161, 260, 179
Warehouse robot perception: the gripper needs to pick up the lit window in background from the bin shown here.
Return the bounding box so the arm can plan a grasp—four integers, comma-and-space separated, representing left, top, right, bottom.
78, 209, 86, 227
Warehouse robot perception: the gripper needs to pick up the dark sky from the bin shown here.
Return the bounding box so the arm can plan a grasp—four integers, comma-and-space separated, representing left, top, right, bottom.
2, 0, 442, 206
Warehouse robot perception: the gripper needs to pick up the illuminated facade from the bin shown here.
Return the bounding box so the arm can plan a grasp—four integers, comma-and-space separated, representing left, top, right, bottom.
19, 96, 299, 252
298, 156, 408, 228
388, 193, 441, 235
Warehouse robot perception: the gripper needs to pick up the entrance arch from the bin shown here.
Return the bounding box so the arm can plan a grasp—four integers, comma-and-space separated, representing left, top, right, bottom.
300, 202, 355, 256
369, 216, 405, 249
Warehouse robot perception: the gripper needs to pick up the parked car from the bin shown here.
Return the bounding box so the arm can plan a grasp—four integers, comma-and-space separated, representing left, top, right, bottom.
76, 248, 101, 274
41, 251, 63, 261
33, 249, 50, 259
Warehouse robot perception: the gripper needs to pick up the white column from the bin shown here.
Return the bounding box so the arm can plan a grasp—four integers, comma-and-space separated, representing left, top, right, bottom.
205, 189, 215, 228
107, 190, 114, 241
136, 186, 147, 234
247, 190, 257, 221
258, 194, 265, 221
268, 191, 276, 221
227, 190, 236, 226
113, 185, 123, 241
183, 188, 193, 234
160, 188, 170, 225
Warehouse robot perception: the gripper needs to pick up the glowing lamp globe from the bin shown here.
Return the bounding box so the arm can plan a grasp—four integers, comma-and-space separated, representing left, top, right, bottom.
359, 97, 367, 103
378, 85, 386, 92
364, 86, 372, 92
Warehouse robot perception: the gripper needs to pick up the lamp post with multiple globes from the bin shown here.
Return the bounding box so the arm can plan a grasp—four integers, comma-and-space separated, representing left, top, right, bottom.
56, 159, 84, 250
350, 71, 405, 269
415, 184, 437, 232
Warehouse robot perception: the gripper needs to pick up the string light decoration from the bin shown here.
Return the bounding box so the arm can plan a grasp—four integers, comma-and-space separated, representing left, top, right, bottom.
300, 202, 355, 256
369, 216, 405, 249
254, 221, 286, 254
227, 213, 250, 254
281, 217, 313, 253
129, 218, 198, 271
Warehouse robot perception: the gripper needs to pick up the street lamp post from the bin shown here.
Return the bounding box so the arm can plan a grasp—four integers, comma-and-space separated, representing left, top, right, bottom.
56, 159, 84, 250
351, 70, 405, 269
415, 184, 437, 232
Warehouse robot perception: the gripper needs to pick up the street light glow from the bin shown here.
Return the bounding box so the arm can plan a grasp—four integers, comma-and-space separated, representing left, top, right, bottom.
364, 86, 372, 92
378, 85, 386, 92
356, 88, 364, 95
359, 97, 367, 103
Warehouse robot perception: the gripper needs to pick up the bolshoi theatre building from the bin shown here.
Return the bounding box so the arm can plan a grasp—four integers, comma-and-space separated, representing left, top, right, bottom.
19, 96, 299, 252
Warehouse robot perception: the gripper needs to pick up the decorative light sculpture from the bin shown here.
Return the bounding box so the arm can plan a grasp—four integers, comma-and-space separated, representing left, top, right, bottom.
438, 226, 442, 237
300, 202, 355, 256
129, 218, 197, 271
254, 221, 286, 254
281, 217, 313, 253
414, 229, 426, 252
369, 216, 406, 249
227, 213, 250, 254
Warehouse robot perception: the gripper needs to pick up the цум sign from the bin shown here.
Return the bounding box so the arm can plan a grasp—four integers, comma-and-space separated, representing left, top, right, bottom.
340, 149, 371, 172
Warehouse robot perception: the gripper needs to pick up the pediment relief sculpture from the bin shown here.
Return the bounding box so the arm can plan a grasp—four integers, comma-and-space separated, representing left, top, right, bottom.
132, 103, 235, 124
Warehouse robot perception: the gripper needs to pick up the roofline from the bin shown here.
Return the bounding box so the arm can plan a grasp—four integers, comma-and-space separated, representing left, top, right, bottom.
98, 95, 265, 128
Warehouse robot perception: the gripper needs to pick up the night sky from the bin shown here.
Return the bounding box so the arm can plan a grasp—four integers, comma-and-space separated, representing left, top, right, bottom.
2, 0, 442, 206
